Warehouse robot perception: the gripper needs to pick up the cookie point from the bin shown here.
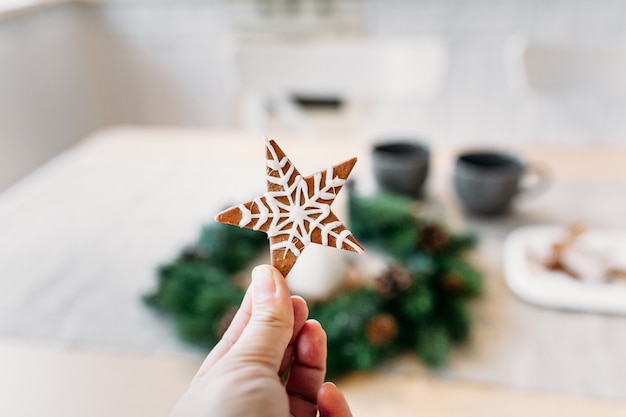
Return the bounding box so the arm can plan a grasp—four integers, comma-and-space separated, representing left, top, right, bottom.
214, 205, 245, 227
333, 157, 358, 179
214, 212, 227, 223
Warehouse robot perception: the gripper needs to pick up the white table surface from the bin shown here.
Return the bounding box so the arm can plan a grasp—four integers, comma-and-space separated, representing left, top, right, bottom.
1, 126, 626, 408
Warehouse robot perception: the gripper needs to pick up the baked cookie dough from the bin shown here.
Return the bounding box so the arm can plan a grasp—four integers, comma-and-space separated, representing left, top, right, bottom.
215, 137, 364, 277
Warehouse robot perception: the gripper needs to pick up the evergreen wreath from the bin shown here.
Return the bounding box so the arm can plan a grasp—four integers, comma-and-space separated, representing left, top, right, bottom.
144, 187, 482, 377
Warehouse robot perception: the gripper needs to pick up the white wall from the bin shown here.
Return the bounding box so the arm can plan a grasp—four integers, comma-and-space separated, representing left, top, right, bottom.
365, 0, 626, 146
0, 4, 104, 191
85, 0, 626, 146
2, 0, 626, 190
87, 0, 239, 127
0, 0, 239, 191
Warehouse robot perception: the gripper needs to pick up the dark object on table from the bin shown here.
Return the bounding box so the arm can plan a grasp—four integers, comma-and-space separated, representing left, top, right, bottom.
372, 140, 430, 199
453, 150, 548, 216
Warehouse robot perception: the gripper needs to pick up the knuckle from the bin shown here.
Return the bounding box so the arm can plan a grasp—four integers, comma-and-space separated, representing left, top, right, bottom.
252, 308, 293, 331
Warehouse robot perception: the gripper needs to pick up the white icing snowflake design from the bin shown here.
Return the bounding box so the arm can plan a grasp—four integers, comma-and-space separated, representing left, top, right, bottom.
238, 140, 362, 257
215, 137, 364, 275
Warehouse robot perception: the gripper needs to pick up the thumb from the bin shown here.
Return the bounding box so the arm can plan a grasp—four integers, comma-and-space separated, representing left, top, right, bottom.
225, 265, 294, 372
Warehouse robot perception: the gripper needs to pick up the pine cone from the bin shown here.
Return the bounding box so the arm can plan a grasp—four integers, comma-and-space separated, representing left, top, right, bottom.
441, 274, 465, 294
215, 307, 238, 337
181, 248, 203, 261
375, 264, 413, 298
365, 313, 398, 347
419, 223, 450, 253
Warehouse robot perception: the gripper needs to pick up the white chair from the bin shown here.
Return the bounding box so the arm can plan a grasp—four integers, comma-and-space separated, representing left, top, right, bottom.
235, 37, 448, 137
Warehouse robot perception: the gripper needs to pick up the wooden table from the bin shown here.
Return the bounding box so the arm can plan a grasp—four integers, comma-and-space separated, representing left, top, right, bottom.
1, 126, 625, 416
1, 338, 625, 417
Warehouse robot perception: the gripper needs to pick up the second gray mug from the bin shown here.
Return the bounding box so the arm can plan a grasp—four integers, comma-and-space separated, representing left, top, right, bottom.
453, 150, 548, 216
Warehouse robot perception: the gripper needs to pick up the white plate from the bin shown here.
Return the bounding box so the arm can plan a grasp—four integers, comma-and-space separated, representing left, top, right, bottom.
503, 225, 626, 314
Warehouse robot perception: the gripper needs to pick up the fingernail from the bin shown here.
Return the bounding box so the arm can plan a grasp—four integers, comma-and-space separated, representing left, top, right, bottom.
292, 295, 307, 306
252, 265, 276, 303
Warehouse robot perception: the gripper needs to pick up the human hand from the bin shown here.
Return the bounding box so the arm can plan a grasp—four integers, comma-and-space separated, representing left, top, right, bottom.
170, 264, 353, 417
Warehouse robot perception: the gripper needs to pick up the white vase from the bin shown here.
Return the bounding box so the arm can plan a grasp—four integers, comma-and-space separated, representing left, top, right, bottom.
287, 244, 346, 301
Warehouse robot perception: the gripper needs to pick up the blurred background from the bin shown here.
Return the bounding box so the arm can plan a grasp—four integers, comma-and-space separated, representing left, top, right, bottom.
2, 1, 626, 416
3, 0, 626, 191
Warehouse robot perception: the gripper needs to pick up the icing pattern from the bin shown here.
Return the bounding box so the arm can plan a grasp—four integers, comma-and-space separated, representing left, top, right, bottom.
214, 137, 365, 276
237, 138, 363, 258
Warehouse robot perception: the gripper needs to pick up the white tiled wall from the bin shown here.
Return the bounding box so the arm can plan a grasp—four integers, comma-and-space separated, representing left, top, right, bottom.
2, 0, 626, 189
88, 0, 626, 146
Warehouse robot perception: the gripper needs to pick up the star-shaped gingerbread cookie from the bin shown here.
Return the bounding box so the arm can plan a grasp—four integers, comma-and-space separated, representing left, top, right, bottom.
215, 137, 364, 277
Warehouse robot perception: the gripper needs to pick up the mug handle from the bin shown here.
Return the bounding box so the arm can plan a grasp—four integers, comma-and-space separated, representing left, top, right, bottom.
519, 163, 550, 198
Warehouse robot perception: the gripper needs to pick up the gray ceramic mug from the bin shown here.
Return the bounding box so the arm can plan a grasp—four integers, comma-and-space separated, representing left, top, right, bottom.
453, 150, 548, 216
372, 140, 430, 199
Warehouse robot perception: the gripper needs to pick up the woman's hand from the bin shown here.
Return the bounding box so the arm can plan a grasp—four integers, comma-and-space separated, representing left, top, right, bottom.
170, 264, 353, 417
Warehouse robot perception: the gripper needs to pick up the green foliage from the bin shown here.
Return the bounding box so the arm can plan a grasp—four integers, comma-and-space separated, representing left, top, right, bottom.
348, 191, 418, 259
194, 223, 267, 274
416, 324, 451, 367
144, 224, 265, 347
395, 282, 434, 323
439, 256, 483, 299
144, 191, 483, 377
310, 288, 387, 377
